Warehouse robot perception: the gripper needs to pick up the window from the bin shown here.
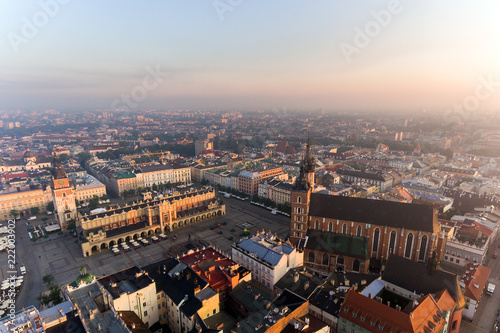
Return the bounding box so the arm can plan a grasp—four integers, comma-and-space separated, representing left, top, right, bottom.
372, 228, 380, 252
322, 253, 329, 265
315, 220, 319, 229
337, 256, 344, 265
445, 256, 448, 260
144, 311, 148, 316
418, 235, 428, 261
342, 224, 347, 234
143, 302, 146, 307
356, 226, 362, 237
352, 259, 360, 272
404, 233, 414, 259
456, 259, 460, 263
388, 230, 397, 255
328, 222, 333, 232
297, 196, 302, 203
308, 252, 315, 263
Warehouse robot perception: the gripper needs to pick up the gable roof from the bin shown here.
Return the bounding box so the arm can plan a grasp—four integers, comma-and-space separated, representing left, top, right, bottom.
340, 290, 455, 333
462, 263, 491, 301
309, 193, 437, 233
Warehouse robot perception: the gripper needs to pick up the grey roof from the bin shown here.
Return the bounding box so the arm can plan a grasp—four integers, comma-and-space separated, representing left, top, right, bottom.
236, 239, 284, 266
142, 258, 208, 317
309, 193, 437, 233
67, 281, 129, 333
39, 301, 74, 323
382, 254, 463, 303
98, 266, 154, 299
274, 267, 322, 299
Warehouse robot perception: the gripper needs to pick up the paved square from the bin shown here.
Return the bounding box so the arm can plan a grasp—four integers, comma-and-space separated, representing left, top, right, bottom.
14, 199, 290, 310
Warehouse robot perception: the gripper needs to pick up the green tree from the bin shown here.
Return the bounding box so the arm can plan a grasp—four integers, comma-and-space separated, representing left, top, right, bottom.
67, 219, 76, 231
48, 285, 63, 305
30, 207, 40, 215
42, 274, 54, 285
201, 178, 209, 186
10, 210, 19, 219
89, 196, 99, 210
37, 294, 51, 307
46, 202, 55, 212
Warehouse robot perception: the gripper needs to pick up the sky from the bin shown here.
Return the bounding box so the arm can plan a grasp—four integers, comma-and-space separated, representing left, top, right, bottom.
0, 1, 499, 113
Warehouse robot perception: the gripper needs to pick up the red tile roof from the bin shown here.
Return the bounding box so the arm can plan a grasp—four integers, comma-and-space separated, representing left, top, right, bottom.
340, 289, 455, 333
462, 263, 491, 301
179, 247, 239, 292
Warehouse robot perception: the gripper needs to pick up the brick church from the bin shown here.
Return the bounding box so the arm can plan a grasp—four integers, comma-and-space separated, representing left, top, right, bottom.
290, 137, 446, 274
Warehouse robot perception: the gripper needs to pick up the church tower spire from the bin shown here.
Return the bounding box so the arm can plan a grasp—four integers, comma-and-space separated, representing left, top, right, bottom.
294, 131, 315, 191
290, 132, 315, 245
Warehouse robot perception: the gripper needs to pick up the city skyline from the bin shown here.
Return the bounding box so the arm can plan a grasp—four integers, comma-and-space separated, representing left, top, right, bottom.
1, 1, 499, 112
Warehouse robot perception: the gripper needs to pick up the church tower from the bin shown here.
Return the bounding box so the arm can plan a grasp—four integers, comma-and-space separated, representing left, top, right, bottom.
290, 133, 315, 245
51, 152, 77, 229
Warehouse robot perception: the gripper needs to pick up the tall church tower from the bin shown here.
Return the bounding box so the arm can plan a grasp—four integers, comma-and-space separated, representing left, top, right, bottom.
290, 133, 315, 245
51, 152, 77, 229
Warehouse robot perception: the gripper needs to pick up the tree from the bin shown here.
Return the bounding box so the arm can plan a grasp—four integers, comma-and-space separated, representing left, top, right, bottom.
100, 194, 108, 201
30, 207, 40, 215
67, 219, 76, 231
37, 294, 51, 307
42, 274, 54, 285
89, 197, 99, 210
37, 284, 63, 307
10, 210, 19, 219
48, 285, 63, 305
201, 178, 209, 186
46, 202, 55, 212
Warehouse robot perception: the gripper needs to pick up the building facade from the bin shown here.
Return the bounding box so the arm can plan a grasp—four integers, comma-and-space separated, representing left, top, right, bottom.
78, 187, 225, 256
231, 232, 303, 290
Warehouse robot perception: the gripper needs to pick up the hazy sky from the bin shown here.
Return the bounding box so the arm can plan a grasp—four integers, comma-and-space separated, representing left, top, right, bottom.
1, 1, 499, 112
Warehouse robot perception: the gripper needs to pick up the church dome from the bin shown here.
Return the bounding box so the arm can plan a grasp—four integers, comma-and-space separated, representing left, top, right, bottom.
23, 150, 35, 158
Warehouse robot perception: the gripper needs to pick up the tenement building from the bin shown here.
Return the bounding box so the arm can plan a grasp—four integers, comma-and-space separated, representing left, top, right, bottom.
77, 187, 225, 256
290, 137, 446, 274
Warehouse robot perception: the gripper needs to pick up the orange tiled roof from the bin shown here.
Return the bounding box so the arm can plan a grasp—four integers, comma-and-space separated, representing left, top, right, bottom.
340, 289, 455, 333
462, 263, 491, 301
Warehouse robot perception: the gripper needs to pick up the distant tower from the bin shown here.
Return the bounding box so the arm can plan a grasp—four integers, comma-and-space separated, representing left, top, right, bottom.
51, 151, 77, 229
290, 133, 315, 245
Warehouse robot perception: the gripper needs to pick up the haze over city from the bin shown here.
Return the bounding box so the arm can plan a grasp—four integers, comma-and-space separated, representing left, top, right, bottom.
1, 1, 500, 112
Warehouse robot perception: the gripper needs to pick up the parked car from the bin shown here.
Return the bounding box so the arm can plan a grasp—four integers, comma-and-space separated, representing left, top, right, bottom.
20, 265, 26, 275
487, 283, 496, 295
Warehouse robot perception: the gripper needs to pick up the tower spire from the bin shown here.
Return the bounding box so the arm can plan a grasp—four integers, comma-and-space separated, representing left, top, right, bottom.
293, 130, 315, 191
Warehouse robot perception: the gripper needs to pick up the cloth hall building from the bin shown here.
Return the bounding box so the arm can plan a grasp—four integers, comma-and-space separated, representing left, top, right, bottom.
77, 187, 225, 257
